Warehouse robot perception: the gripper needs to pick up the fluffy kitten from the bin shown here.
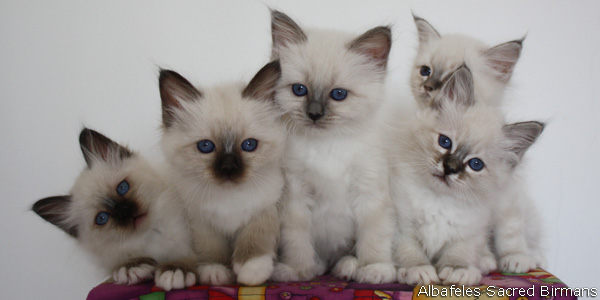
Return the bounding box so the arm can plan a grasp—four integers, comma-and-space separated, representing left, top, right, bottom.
269, 10, 396, 284
389, 65, 544, 286
159, 61, 284, 286
411, 15, 523, 109
33, 128, 197, 291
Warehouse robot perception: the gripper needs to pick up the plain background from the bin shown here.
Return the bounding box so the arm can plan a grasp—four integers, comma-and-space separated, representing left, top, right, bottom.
1, 0, 599, 299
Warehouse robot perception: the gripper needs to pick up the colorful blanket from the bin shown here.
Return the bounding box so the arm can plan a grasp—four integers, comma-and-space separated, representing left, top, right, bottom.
87, 269, 578, 300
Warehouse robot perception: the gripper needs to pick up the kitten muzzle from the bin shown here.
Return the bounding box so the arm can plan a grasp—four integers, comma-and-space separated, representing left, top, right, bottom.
307, 100, 324, 121
423, 77, 442, 92
442, 155, 463, 175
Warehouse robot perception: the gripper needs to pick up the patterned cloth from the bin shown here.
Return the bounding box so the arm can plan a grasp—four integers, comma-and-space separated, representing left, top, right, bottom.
87, 269, 577, 300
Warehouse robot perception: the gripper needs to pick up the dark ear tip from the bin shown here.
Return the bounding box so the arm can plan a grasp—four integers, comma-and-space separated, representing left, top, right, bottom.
79, 127, 96, 146
270, 9, 287, 21
158, 69, 179, 82
412, 14, 424, 22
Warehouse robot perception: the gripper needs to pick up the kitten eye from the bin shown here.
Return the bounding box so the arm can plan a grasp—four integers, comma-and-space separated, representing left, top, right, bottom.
438, 134, 452, 150
197, 139, 215, 153
291, 84, 308, 96
330, 88, 348, 101
241, 138, 258, 152
468, 158, 485, 171
420, 66, 432, 77
116, 180, 129, 196
95, 212, 110, 226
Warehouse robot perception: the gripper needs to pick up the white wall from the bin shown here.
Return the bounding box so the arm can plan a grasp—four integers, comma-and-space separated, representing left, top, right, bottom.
1, 1, 598, 299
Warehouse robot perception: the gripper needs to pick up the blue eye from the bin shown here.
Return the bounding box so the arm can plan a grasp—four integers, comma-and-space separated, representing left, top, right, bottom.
241, 138, 258, 152
438, 134, 452, 150
197, 140, 215, 153
330, 88, 348, 101
420, 66, 432, 77
116, 180, 129, 196
468, 158, 484, 171
292, 84, 308, 96
95, 212, 110, 225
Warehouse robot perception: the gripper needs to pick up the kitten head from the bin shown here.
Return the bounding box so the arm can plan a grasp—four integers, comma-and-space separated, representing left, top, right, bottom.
405, 66, 543, 200
160, 61, 284, 192
33, 128, 167, 267
271, 10, 391, 135
411, 15, 523, 109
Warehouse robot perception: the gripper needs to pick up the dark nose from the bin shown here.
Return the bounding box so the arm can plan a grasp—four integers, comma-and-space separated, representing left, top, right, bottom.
220, 153, 240, 175
307, 101, 324, 121
443, 156, 461, 175
114, 200, 137, 220
423, 77, 439, 92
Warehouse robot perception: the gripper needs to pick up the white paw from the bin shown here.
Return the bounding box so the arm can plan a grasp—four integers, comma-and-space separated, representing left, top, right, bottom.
397, 265, 439, 285
499, 254, 536, 273
479, 255, 498, 275
198, 263, 234, 285
271, 262, 315, 281
155, 268, 197, 291
354, 262, 396, 284
233, 255, 273, 286
331, 255, 358, 280
113, 263, 155, 285
438, 266, 481, 286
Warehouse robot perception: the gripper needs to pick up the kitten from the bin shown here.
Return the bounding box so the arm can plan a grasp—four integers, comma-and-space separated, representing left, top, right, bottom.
389, 65, 544, 286
411, 15, 523, 109
269, 10, 396, 284
33, 128, 197, 291
159, 61, 284, 286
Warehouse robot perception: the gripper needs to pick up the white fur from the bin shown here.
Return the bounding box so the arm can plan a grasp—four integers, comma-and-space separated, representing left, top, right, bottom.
233, 254, 274, 286
198, 263, 235, 285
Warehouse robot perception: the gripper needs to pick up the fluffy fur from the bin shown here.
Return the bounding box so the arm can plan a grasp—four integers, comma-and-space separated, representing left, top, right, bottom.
32, 128, 197, 291
411, 15, 523, 109
388, 66, 545, 286
270, 10, 396, 284
159, 61, 285, 286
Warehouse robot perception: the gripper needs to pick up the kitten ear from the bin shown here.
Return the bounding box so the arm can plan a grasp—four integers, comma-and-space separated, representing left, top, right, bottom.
502, 121, 545, 161
32, 196, 78, 238
79, 128, 132, 168
271, 10, 307, 59
436, 65, 475, 109
243, 61, 281, 101
159, 69, 202, 128
413, 15, 441, 48
484, 38, 524, 84
349, 26, 392, 68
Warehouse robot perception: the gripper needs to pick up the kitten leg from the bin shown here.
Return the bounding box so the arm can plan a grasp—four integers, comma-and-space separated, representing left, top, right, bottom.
478, 246, 498, 275
272, 181, 318, 281
232, 205, 279, 286
332, 255, 359, 280
155, 258, 198, 291
395, 233, 439, 285
192, 224, 235, 285
436, 241, 482, 286
352, 189, 396, 284
113, 257, 157, 285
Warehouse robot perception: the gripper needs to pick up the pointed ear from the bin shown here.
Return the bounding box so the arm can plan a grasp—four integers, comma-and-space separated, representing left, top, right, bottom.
32, 196, 78, 238
349, 26, 392, 69
413, 15, 440, 48
79, 128, 132, 168
436, 65, 475, 109
484, 38, 524, 84
159, 69, 202, 128
270, 10, 307, 59
242, 61, 281, 101
502, 121, 545, 161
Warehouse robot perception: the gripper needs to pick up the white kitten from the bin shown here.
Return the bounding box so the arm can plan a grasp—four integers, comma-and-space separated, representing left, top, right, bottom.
33, 128, 197, 291
389, 65, 545, 286
269, 10, 396, 284
159, 61, 285, 286
411, 15, 523, 109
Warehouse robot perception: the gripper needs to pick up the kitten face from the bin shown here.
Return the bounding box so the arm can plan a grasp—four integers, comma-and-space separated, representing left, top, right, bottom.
271, 10, 391, 135
160, 62, 284, 189
411, 15, 523, 108
405, 66, 543, 199
33, 129, 165, 261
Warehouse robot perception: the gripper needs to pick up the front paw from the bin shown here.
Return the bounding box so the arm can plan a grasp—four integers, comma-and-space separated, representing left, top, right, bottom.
354, 262, 396, 284
331, 255, 358, 280
479, 255, 498, 275
271, 262, 315, 282
397, 265, 439, 285
155, 265, 197, 291
233, 254, 274, 286
198, 263, 235, 285
113, 259, 156, 285
499, 254, 536, 273
438, 266, 481, 286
